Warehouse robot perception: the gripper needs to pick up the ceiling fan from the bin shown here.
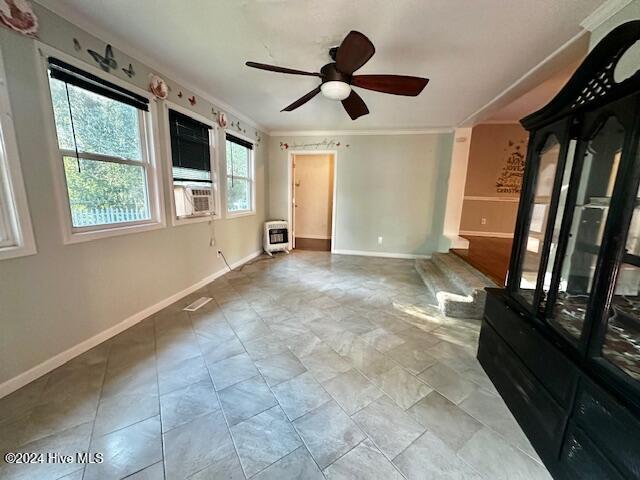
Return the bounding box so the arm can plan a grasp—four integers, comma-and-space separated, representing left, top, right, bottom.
245, 31, 429, 120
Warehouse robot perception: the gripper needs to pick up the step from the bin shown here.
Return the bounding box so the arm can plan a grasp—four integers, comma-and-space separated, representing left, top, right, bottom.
415, 253, 496, 319
431, 252, 496, 303
415, 257, 465, 299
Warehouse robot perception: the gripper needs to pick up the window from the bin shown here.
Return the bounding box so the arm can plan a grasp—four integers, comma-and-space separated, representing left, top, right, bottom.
226, 133, 254, 215
168, 108, 218, 222
46, 57, 162, 241
0, 49, 36, 260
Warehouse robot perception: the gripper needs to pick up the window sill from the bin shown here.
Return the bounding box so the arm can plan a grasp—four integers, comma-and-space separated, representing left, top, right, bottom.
0, 244, 37, 261
63, 220, 165, 245
226, 210, 256, 219
171, 214, 220, 227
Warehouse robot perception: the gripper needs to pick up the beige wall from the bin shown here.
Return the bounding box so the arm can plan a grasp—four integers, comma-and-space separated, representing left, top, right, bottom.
293, 154, 333, 239
460, 200, 520, 235
269, 133, 454, 256
460, 123, 528, 235
0, 6, 268, 388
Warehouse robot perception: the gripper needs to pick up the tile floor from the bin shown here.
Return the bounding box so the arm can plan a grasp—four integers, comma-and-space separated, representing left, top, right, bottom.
0, 251, 552, 480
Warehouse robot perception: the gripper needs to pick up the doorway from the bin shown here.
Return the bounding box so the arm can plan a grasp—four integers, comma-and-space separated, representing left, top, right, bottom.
289, 152, 336, 251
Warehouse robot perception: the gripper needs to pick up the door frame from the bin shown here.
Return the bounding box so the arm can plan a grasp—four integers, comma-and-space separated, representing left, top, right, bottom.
287, 150, 338, 252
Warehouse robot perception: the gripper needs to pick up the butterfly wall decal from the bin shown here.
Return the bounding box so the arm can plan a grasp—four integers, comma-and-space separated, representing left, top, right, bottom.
122, 63, 135, 78
87, 44, 117, 72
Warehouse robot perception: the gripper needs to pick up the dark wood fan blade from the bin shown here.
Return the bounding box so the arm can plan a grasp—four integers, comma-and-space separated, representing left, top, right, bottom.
281, 86, 321, 111
245, 61, 321, 77
352, 75, 429, 96
335, 31, 375, 75
342, 90, 369, 120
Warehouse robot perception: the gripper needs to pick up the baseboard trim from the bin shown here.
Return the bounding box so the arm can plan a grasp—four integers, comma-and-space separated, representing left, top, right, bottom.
460, 230, 514, 239
463, 196, 520, 203
445, 235, 470, 249
0, 249, 262, 399
296, 234, 331, 240
332, 249, 431, 259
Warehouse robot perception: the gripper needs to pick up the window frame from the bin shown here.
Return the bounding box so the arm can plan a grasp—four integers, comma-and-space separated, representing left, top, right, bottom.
37, 44, 165, 244
163, 101, 221, 226
225, 131, 255, 218
0, 48, 36, 260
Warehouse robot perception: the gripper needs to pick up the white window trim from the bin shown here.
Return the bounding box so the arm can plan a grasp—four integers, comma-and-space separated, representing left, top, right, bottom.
225, 130, 256, 218
0, 49, 36, 260
35, 43, 165, 244
162, 101, 221, 226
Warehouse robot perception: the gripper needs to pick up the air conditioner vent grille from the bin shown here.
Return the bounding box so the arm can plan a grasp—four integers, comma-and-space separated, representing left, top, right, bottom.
193, 196, 211, 212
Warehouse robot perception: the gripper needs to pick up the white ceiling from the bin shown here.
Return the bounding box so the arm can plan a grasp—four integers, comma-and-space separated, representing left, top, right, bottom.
39, 0, 604, 132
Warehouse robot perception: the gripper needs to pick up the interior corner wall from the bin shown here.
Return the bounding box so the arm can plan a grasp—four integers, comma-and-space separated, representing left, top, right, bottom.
459, 123, 528, 236
440, 128, 473, 250
268, 133, 454, 256
0, 6, 268, 390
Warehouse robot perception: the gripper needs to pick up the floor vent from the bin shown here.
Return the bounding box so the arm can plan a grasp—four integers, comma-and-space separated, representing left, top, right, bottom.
183, 297, 213, 312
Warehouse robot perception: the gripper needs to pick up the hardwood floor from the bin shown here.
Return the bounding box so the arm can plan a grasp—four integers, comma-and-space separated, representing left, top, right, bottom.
452, 236, 513, 286
295, 237, 331, 251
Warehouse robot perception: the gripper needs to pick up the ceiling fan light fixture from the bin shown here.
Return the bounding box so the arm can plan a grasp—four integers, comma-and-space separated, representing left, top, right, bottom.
320, 81, 351, 100
245, 30, 429, 119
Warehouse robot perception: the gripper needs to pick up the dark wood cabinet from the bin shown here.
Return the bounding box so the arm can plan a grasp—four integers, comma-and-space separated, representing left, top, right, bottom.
479, 20, 640, 479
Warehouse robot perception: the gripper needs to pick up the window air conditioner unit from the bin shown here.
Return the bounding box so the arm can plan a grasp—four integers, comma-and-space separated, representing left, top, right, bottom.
263, 220, 289, 256
174, 184, 214, 217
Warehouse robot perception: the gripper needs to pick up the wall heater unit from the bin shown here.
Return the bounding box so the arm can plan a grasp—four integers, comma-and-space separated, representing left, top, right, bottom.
263, 220, 289, 256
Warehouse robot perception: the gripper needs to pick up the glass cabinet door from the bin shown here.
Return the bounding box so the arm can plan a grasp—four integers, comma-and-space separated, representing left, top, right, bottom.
549, 116, 626, 340
601, 183, 640, 382
540, 140, 578, 308
516, 135, 562, 304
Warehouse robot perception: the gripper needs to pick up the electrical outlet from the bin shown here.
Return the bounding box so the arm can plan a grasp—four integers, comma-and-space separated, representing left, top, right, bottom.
217, 250, 222, 258
377, 236, 383, 245
481, 217, 487, 225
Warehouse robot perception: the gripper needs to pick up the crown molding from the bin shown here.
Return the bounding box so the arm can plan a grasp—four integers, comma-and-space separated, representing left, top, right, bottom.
269, 128, 454, 137
35, 2, 267, 133
580, 0, 633, 32
458, 29, 589, 127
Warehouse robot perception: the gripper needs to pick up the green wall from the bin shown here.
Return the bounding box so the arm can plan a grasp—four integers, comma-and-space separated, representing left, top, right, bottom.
268, 133, 454, 256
